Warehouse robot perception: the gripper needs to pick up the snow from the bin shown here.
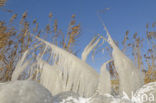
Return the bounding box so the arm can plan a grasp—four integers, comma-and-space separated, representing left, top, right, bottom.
52, 91, 133, 103
52, 91, 87, 103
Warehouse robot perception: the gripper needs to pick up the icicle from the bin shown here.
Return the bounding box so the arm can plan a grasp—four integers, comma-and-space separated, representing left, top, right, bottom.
35, 36, 99, 97
103, 24, 144, 97
11, 50, 30, 81
40, 60, 63, 95
13, 35, 99, 97
97, 60, 112, 95
81, 35, 101, 61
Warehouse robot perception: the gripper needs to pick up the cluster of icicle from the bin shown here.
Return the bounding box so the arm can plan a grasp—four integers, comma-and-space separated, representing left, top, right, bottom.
11, 24, 155, 103
11, 35, 99, 97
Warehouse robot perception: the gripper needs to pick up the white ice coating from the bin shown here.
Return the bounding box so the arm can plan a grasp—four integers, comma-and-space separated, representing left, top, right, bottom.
97, 60, 112, 95
36, 36, 99, 97
0, 80, 53, 103
103, 24, 144, 97
12, 35, 99, 97
11, 24, 147, 101
40, 61, 63, 95
11, 50, 30, 81
81, 36, 101, 61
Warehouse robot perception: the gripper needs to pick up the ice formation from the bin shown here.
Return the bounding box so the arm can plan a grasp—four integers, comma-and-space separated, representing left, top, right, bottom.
12, 35, 99, 97
35, 36, 99, 97
10, 25, 155, 103
97, 60, 112, 95
81, 35, 101, 61
103, 24, 144, 97
40, 61, 63, 95
0, 80, 52, 103
11, 50, 30, 81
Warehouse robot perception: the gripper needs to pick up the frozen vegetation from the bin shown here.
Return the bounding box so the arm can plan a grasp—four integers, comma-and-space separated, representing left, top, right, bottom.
0, 24, 156, 103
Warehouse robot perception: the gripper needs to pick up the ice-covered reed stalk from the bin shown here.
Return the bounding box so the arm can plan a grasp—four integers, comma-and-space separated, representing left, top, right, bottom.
97, 59, 112, 95
81, 35, 101, 61
12, 35, 99, 97
35, 36, 99, 97
103, 23, 144, 97
11, 50, 30, 81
